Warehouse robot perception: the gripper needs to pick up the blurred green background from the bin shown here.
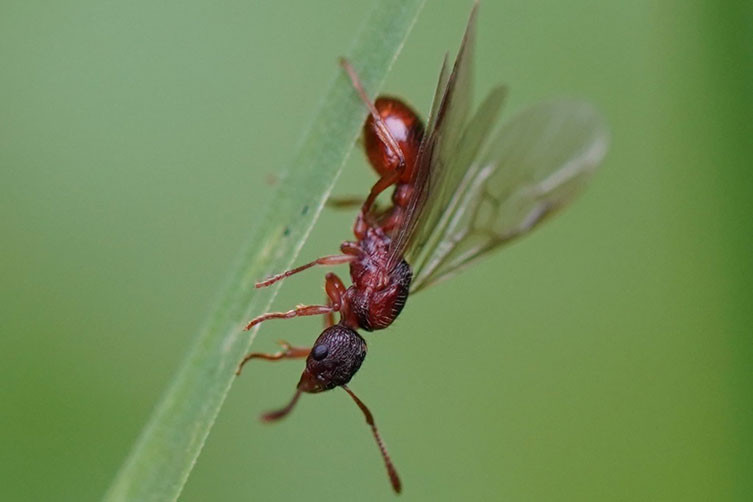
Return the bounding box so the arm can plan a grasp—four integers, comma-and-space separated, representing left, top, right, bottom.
2, 0, 751, 500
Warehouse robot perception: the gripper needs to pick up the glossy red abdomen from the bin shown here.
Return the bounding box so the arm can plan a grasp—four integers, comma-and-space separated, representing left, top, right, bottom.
363, 97, 424, 183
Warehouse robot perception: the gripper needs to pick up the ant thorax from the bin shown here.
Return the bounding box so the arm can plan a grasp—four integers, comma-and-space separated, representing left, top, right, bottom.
348, 226, 392, 286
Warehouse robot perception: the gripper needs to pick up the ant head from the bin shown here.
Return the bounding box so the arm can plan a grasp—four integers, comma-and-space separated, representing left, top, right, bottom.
298, 324, 367, 393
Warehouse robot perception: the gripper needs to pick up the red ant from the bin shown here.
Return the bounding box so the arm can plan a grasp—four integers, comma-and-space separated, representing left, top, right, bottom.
237, 60, 420, 494
237, 4, 608, 494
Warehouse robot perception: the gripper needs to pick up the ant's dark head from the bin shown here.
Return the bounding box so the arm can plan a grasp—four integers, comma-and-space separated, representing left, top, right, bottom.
297, 324, 367, 393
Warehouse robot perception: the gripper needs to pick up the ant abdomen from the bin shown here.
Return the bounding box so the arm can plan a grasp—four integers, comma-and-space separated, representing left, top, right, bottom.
364, 97, 424, 182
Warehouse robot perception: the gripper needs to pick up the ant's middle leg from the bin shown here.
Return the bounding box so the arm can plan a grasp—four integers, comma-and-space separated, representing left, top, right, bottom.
360, 170, 402, 217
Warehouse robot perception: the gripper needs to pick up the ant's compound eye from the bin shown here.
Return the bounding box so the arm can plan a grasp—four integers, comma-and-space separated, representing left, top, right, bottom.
312, 344, 329, 361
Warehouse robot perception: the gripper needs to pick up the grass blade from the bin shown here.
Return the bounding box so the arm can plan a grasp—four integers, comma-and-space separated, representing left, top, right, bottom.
104, 1, 426, 500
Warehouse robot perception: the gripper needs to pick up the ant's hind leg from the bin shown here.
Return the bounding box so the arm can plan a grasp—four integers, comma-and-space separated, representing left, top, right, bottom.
361, 170, 402, 216
236, 341, 310, 376
340, 58, 406, 216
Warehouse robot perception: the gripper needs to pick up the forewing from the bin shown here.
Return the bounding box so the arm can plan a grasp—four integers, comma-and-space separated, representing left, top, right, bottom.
405, 85, 507, 276
409, 100, 610, 292
386, 4, 478, 269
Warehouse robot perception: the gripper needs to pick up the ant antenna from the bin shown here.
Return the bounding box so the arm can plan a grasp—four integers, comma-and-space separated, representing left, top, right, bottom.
260, 389, 302, 423
342, 385, 402, 494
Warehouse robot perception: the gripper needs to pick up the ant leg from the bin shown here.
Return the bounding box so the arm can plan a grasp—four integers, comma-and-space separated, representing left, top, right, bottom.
340, 58, 406, 216
236, 340, 310, 376
360, 170, 402, 215
245, 273, 348, 331
340, 241, 361, 255
340, 58, 405, 172
324, 297, 335, 328
256, 254, 355, 288
323, 272, 347, 328
325, 272, 347, 308
352, 174, 399, 238
244, 304, 334, 331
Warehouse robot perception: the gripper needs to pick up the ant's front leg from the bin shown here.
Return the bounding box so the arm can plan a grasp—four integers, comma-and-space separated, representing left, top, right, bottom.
244, 304, 334, 331
324, 296, 335, 329
235, 341, 310, 376
323, 271, 349, 329
243, 272, 348, 331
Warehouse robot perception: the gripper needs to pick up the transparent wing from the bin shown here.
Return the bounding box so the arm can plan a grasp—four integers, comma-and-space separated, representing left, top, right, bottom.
404, 85, 507, 274
409, 100, 610, 293
386, 4, 478, 270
